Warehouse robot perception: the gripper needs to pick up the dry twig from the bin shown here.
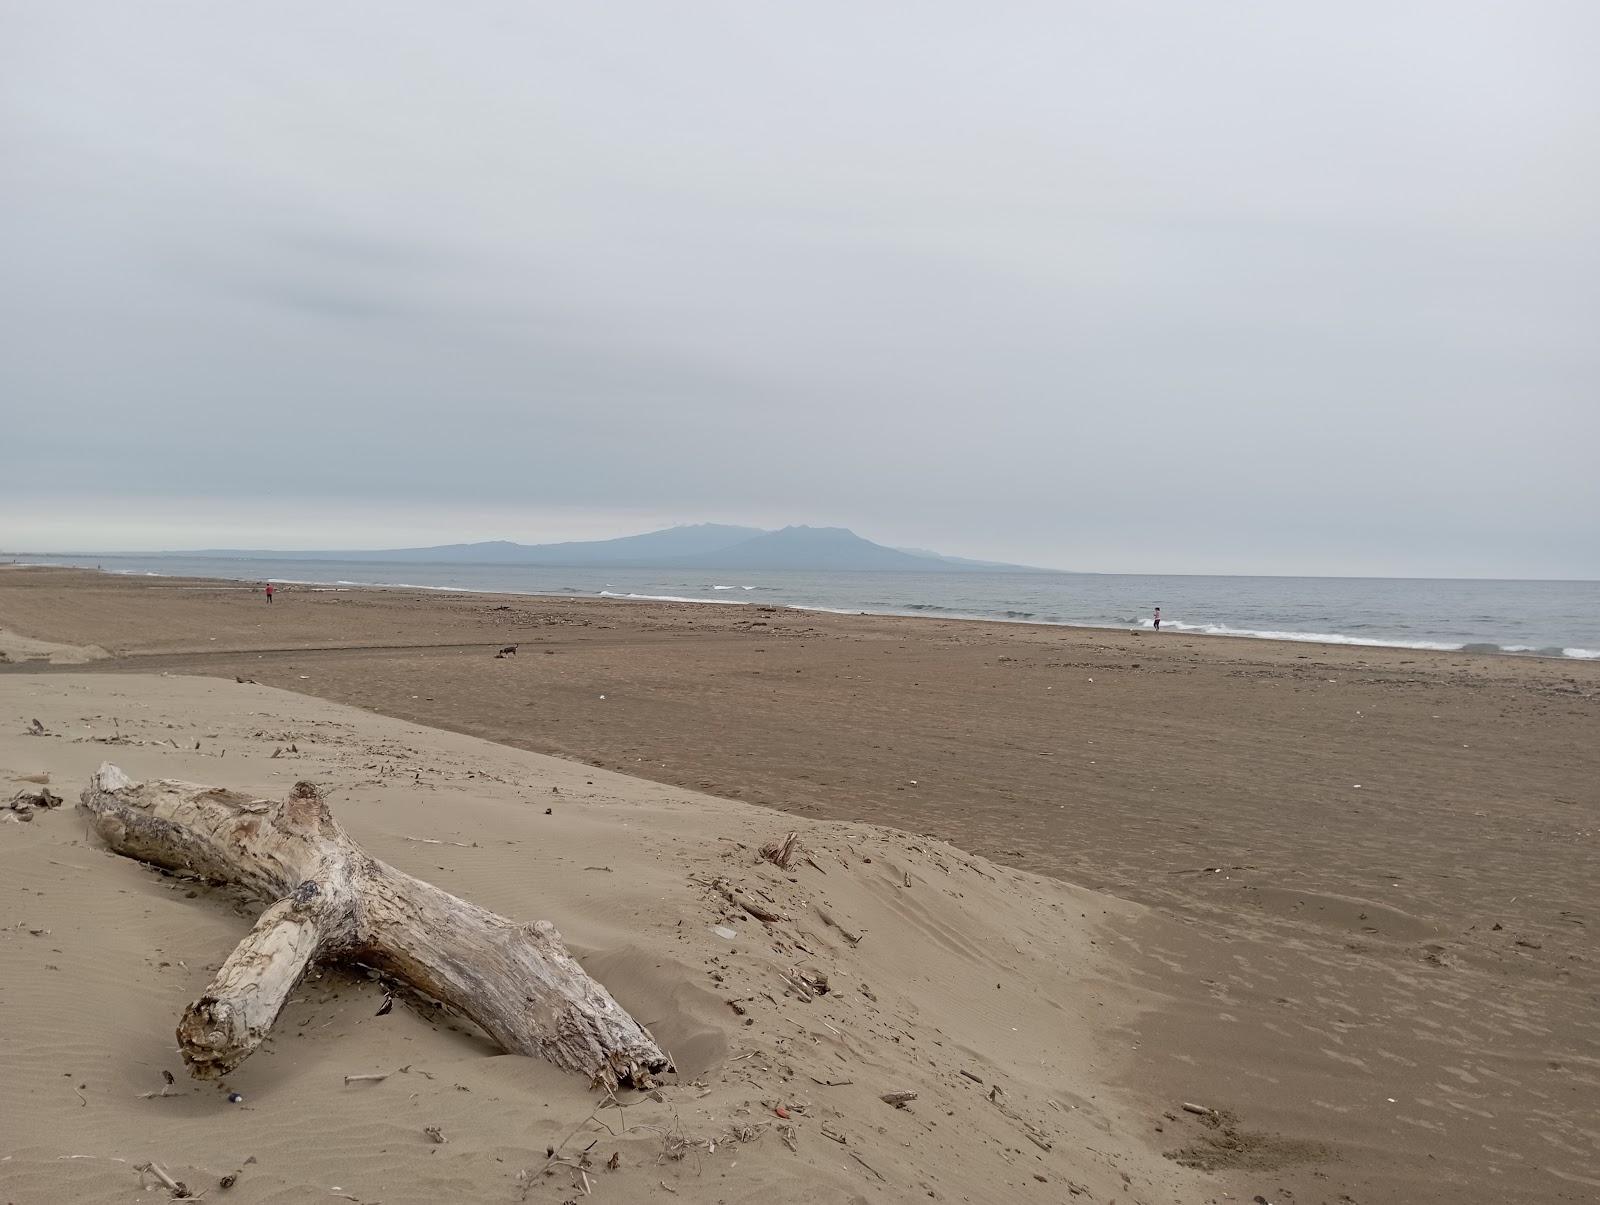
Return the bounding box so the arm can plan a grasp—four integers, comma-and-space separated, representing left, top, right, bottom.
136, 1161, 191, 1199
760, 832, 802, 869
815, 907, 862, 945
694, 875, 788, 923
849, 1151, 886, 1181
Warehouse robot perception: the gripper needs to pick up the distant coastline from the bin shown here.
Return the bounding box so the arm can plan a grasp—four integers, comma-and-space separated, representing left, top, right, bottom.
153, 523, 1058, 574
7, 554, 1598, 661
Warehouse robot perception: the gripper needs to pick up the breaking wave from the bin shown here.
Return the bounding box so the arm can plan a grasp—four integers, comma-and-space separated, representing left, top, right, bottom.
1142, 618, 1460, 650
1130, 618, 1594, 658
598, 590, 746, 605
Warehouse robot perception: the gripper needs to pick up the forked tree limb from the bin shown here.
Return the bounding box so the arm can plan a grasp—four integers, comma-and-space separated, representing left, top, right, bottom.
78, 764, 667, 1088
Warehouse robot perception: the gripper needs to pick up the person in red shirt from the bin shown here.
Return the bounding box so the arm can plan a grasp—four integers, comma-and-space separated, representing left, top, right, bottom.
264, 583, 275, 604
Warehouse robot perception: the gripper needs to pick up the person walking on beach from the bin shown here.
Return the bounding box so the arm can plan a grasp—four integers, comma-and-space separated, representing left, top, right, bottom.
264, 583, 275, 605
1153, 605, 1160, 630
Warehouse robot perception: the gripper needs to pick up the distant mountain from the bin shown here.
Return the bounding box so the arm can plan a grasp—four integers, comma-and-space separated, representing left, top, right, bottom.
673, 526, 955, 571
374, 523, 767, 565
190, 524, 766, 566
185, 523, 1049, 572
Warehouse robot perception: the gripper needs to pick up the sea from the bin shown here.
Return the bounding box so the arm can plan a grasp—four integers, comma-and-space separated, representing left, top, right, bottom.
11, 554, 1600, 661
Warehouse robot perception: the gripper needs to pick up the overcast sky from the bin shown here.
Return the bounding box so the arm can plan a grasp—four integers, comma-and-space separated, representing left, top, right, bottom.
3, 2, 1596, 576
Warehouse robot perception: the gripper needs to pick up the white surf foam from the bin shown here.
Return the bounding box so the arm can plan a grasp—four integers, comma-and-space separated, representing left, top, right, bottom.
268, 577, 504, 595
1146, 618, 1463, 652
1139, 619, 1597, 659
599, 590, 747, 606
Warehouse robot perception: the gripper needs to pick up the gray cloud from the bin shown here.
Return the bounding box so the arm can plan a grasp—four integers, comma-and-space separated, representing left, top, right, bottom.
2, 1, 1596, 575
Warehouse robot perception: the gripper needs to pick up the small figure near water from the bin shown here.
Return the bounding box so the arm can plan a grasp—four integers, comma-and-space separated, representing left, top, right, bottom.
1153, 606, 1160, 631
264, 583, 274, 605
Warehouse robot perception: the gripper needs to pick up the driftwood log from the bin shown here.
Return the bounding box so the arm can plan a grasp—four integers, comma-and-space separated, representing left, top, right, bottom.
79, 764, 667, 1088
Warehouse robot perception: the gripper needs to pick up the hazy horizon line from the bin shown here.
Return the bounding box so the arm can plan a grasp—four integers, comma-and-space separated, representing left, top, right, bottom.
7, 551, 1597, 586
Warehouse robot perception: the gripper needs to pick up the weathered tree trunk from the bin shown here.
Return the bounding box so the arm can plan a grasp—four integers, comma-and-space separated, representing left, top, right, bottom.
79, 764, 667, 1088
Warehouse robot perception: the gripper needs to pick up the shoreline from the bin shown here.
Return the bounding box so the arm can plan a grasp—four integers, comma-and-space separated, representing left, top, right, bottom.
7, 558, 1597, 661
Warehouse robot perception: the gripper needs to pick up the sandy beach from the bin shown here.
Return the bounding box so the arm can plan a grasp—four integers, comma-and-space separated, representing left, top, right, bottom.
3, 565, 1598, 1204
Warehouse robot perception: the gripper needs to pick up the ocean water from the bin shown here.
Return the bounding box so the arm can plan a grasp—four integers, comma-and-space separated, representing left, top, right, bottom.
13, 554, 1600, 660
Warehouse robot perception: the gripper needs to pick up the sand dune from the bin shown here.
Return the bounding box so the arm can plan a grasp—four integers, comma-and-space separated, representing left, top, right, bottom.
1, 675, 1204, 1204
0, 626, 108, 665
